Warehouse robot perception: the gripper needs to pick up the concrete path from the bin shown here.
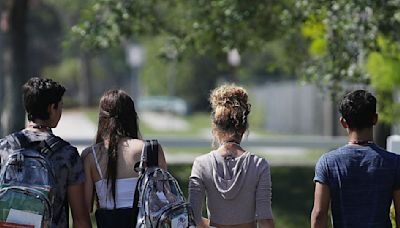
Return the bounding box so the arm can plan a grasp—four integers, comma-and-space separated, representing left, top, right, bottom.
140, 112, 189, 131
52, 110, 96, 152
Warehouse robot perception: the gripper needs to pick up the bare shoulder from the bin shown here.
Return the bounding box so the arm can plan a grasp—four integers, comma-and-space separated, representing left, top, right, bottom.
80, 146, 92, 160
81, 143, 103, 160
125, 138, 145, 150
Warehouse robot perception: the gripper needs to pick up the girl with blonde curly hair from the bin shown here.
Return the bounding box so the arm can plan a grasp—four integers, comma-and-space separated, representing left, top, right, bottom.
189, 84, 274, 228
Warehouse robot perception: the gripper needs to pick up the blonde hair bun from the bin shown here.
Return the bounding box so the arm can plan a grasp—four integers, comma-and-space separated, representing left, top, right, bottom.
209, 84, 251, 132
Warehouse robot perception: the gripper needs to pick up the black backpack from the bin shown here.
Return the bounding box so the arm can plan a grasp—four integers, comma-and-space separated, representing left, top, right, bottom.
0, 132, 68, 228
133, 140, 196, 228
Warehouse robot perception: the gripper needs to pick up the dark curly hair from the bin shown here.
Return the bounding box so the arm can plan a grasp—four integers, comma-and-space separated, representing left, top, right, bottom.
339, 90, 377, 130
22, 77, 66, 121
95, 89, 141, 207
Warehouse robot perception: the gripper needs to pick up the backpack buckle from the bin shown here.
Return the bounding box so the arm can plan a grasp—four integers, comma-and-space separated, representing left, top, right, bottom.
16, 153, 24, 171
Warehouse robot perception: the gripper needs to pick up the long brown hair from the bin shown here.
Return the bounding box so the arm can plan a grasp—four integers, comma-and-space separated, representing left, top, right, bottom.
95, 89, 141, 207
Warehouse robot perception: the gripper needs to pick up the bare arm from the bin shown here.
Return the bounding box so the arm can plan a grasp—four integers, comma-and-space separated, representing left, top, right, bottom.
68, 183, 92, 228
83, 151, 95, 213
255, 162, 274, 226
189, 158, 207, 227
393, 189, 400, 227
158, 144, 167, 170
311, 182, 330, 228
258, 219, 275, 228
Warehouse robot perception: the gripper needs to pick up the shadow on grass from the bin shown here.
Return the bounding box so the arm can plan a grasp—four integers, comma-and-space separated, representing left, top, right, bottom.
271, 166, 315, 228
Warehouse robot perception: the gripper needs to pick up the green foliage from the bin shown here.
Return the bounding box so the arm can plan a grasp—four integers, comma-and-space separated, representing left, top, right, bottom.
302, 18, 326, 57
293, 1, 400, 122
70, 0, 309, 111
43, 58, 80, 82
72, 0, 293, 55
366, 36, 400, 123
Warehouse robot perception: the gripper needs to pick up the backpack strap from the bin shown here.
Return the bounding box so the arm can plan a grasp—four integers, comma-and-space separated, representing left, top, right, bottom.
146, 139, 159, 167
91, 146, 104, 179
6, 132, 69, 156
134, 139, 159, 173
39, 135, 69, 156
6, 132, 29, 149
132, 139, 159, 226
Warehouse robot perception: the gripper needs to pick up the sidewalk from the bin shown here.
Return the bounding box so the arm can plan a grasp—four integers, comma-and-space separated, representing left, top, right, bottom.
52, 110, 96, 152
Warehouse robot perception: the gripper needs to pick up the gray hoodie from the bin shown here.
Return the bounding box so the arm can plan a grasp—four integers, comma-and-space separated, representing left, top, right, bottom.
210, 150, 251, 200
189, 150, 273, 225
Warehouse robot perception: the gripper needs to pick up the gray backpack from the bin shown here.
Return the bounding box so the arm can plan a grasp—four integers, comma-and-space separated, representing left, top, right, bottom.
133, 140, 196, 228
0, 132, 68, 228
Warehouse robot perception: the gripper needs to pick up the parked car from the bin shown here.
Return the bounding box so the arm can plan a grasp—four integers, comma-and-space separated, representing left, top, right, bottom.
137, 96, 189, 115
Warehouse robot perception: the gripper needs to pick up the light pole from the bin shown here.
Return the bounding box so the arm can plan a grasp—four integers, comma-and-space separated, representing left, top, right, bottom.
165, 43, 178, 97
126, 43, 144, 100
227, 49, 241, 81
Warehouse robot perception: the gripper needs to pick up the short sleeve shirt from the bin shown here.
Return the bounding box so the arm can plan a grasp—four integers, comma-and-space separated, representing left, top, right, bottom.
0, 129, 85, 228
314, 144, 400, 228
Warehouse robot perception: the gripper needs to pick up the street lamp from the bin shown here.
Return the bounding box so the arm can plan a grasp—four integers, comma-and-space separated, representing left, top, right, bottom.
227, 49, 241, 67
126, 43, 144, 100
164, 42, 178, 97
227, 49, 240, 81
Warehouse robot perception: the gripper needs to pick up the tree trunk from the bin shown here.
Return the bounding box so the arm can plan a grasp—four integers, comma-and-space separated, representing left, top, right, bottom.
1, 0, 28, 135
374, 122, 391, 149
78, 51, 93, 106
374, 90, 393, 149
0, 29, 3, 137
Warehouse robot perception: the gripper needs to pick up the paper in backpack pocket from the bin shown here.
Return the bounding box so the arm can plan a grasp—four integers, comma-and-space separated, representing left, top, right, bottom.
171, 214, 188, 228
6, 209, 41, 228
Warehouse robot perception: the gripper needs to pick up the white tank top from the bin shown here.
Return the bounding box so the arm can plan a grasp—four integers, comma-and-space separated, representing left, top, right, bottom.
92, 146, 138, 209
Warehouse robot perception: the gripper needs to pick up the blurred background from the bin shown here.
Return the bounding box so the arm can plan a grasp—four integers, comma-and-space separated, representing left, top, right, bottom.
2, 1, 400, 227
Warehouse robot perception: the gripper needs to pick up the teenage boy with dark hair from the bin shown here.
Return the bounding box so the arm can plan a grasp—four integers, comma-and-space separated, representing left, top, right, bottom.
0, 77, 92, 228
311, 90, 400, 228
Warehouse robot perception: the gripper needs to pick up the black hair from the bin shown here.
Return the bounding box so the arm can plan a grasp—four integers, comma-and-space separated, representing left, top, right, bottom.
95, 89, 141, 207
22, 77, 66, 121
339, 90, 377, 130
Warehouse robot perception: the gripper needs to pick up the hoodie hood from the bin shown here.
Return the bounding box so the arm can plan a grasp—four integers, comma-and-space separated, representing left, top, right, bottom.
211, 150, 251, 200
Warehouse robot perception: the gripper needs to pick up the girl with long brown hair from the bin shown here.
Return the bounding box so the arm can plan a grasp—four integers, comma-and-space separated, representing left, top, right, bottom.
82, 89, 167, 228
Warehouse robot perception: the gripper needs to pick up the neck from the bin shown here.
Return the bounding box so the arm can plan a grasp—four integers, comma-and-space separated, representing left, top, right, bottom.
27, 120, 52, 132
348, 128, 374, 144
220, 141, 241, 147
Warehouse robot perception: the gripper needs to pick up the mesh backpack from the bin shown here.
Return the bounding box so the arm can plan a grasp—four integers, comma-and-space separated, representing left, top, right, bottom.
133, 140, 196, 228
0, 132, 68, 228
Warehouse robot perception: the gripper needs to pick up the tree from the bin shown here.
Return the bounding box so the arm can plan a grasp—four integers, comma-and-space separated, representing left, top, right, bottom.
293, 0, 400, 145
71, 0, 303, 110
45, 0, 96, 106
0, 0, 29, 135
72, 0, 294, 57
